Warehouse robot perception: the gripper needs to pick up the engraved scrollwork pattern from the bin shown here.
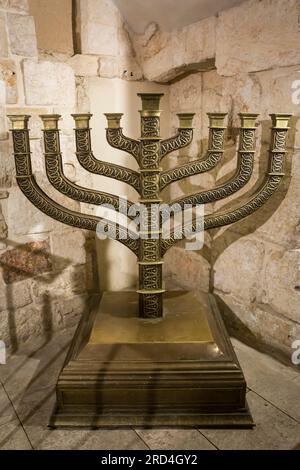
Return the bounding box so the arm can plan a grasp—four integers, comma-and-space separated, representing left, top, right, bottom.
12, 131, 32, 175
9, 107, 290, 320
77, 153, 141, 193
160, 127, 225, 190
140, 239, 160, 262
45, 153, 134, 216
160, 152, 222, 190
75, 128, 141, 193
208, 128, 225, 151
141, 141, 160, 169
106, 128, 140, 162
13, 130, 28, 153
160, 129, 193, 159
139, 265, 162, 290
172, 153, 254, 208
273, 130, 288, 151
16, 175, 139, 255
161, 132, 286, 255
141, 117, 160, 137
44, 131, 60, 153
239, 129, 255, 152
141, 174, 160, 199
140, 294, 162, 318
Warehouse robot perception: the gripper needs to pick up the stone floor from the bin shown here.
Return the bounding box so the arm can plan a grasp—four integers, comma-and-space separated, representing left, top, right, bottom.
0, 327, 300, 450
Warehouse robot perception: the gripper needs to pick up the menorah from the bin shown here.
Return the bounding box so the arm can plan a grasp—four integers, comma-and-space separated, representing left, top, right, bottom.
8, 94, 291, 428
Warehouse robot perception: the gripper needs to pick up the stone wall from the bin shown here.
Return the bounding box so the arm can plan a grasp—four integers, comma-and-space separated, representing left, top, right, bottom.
134, 0, 300, 361
0, 0, 299, 362
0, 0, 143, 352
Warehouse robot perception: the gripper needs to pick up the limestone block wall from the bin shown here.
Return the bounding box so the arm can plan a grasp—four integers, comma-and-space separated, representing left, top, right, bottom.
0, 0, 143, 352
0, 0, 299, 362
134, 0, 300, 361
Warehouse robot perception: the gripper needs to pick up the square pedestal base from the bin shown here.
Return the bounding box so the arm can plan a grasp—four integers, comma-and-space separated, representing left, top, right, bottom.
50, 291, 253, 428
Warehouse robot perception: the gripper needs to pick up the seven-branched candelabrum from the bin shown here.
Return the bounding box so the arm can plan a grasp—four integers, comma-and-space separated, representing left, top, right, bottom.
8, 93, 291, 319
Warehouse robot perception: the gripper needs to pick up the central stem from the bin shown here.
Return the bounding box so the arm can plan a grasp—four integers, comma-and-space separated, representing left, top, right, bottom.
137, 93, 164, 319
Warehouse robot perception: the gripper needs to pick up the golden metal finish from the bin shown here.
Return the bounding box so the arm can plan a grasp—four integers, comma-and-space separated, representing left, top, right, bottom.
8, 94, 292, 428
89, 291, 213, 344
50, 291, 253, 428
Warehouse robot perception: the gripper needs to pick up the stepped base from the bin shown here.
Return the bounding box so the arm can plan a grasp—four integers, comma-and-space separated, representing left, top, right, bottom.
50, 291, 254, 428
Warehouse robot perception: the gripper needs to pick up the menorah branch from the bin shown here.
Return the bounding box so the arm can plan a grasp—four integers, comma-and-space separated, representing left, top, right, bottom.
73, 114, 141, 194
161, 114, 291, 255
160, 113, 226, 190
40, 115, 135, 219
8, 116, 139, 256
8, 97, 292, 322
170, 114, 257, 209
160, 114, 194, 160
105, 113, 140, 163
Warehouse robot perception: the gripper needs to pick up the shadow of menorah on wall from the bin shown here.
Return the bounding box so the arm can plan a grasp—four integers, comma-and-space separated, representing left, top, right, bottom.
0, 237, 98, 353
164, 117, 299, 274
0, 237, 101, 447
161, 117, 298, 358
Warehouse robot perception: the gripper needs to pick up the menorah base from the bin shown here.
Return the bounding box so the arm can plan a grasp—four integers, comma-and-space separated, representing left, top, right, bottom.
49, 291, 254, 428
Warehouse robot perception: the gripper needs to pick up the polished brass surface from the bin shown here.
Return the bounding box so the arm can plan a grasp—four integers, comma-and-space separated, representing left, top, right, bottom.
50, 291, 253, 428
8, 99, 292, 318
89, 291, 214, 345
8, 94, 292, 428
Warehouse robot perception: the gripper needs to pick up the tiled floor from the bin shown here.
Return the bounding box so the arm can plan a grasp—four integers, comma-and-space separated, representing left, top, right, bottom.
0, 328, 300, 450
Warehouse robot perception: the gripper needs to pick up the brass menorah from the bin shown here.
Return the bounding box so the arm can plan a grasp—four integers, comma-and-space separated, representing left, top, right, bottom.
8, 94, 291, 428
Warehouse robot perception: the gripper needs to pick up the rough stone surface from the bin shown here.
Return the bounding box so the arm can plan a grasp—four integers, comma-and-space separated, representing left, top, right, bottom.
98, 56, 119, 78
23, 60, 76, 107
0, 59, 17, 104
184, 16, 216, 65
7, 13, 37, 57
214, 238, 265, 303
216, 0, 300, 76
80, 0, 123, 56
31, 265, 89, 301
0, 200, 8, 239
216, 291, 300, 358
141, 31, 186, 82
0, 278, 32, 312
0, 239, 52, 284
164, 247, 210, 293
68, 54, 99, 77
0, 139, 14, 187
50, 231, 87, 269
0, 105, 7, 140
132, 15, 216, 82
118, 57, 143, 81
0, 12, 9, 57
52, 293, 89, 327
260, 248, 300, 324
84, 24, 119, 56
8, 0, 29, 13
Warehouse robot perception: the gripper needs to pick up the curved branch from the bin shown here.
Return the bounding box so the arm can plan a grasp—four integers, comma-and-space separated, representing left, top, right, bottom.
161, 151, 285, 255
45, 152, 136, 219
160, 126, 226, 189
170, 151, 254, 209
106, 128, 140, 163
160, 151, 223, 190
77, 151, 141, 194
9, 127, 139, 255
74, 128, 141, 194
17, 176, 139, 255
160, 129, 193, 160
